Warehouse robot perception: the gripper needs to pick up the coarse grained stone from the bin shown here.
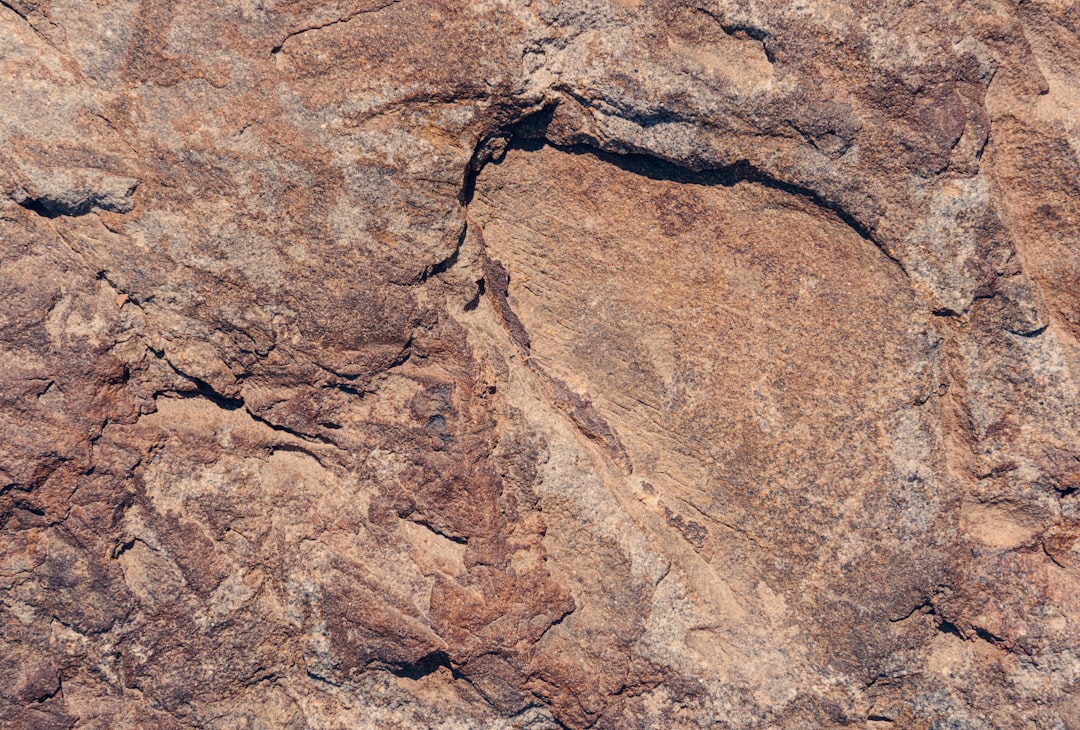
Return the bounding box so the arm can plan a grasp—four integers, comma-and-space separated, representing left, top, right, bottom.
1, 0, 1078, 727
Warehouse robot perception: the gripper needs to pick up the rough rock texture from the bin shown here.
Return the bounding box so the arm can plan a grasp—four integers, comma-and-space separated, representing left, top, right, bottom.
1, 0, 1079, 727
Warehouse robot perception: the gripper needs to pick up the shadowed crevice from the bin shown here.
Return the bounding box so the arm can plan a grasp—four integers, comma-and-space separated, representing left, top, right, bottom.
497, 133, 903, 275
387, 651, 458, 680
443, 102, 906, 292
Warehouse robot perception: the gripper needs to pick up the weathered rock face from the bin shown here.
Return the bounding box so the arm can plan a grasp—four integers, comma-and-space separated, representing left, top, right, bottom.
2, 0, 1078, 727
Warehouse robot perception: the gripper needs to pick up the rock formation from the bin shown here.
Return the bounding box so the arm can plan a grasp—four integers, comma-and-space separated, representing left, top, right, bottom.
1, 0, 1078, 727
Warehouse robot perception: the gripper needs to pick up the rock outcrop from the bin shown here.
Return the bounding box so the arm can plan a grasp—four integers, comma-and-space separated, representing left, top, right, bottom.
1, 0, 1078, 727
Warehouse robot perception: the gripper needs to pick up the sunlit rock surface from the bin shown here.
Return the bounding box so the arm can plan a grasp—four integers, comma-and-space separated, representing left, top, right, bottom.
1, 0, 1078, 727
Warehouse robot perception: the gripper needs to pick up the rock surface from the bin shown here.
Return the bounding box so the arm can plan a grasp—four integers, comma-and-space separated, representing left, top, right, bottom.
1, 0, 1079, 727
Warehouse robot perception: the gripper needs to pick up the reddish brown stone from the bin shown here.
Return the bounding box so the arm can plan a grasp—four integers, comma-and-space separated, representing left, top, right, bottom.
1, 0, 1078, 726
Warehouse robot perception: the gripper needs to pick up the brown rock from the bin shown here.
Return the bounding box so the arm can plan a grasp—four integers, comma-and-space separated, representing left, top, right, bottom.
1, 0, 1078, 727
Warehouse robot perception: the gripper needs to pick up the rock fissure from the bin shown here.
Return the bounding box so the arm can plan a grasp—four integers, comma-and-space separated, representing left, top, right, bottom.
3, 2, 1079, 727
270, 0, 408, 55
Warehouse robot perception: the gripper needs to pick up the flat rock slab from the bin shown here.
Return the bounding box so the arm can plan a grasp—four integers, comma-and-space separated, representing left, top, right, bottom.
472, 141, 950, 705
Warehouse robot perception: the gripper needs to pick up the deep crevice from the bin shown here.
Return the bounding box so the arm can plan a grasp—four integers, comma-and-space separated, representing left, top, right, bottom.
17, 191, 134, 219
149, 347, 339, 448
0, 0, 29, 22
536, 595, 576, 647
936, 619, 964, 639
972, 625, 1005, 646
322, 381, 367, 398
150, 348, 245, 410
464, 278, 484, 311
17, 196, 66, 219
421, 224, 465, 283
1043, 541, 1067, 568
543, 139, 894, 269
411, 517, 468, 545
152, 382, 244, 411
111, 537, 140, 559
305, 668, 340, 686
14, 501, 46, 517
269, 443, 329, 467
386, 650, 458, 680
889, 598, 932, 623
1008, 323, 1048, 338
446, 100, 899, 299
248, 410, 338, 448
469, 103, 899, 277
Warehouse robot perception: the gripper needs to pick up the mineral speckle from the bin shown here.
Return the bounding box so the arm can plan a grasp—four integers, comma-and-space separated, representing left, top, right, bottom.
2, 0, 1078, 727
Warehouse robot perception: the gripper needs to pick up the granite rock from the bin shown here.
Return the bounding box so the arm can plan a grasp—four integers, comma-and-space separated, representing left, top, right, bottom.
1, 0, 1078, 727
